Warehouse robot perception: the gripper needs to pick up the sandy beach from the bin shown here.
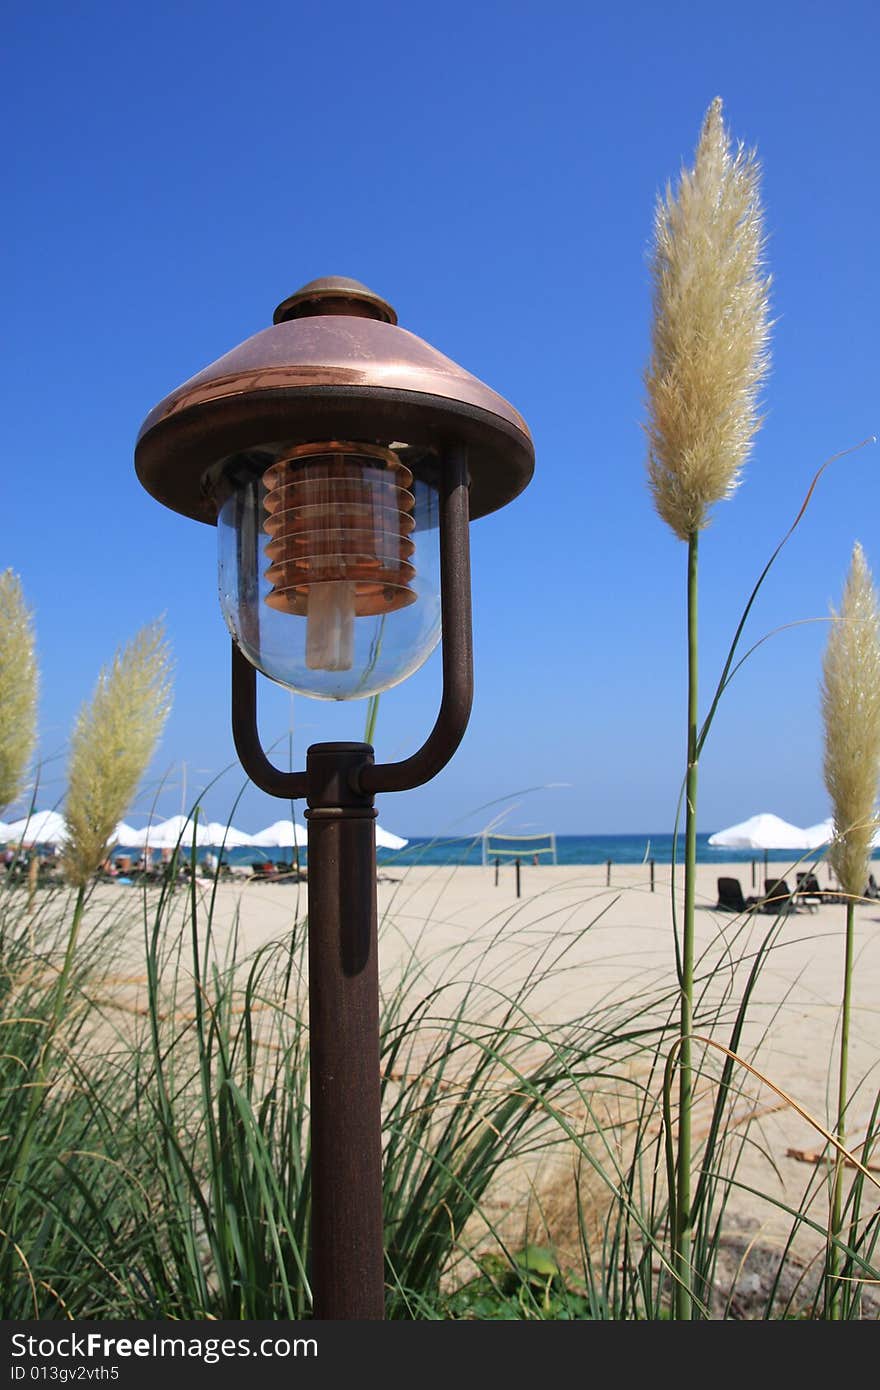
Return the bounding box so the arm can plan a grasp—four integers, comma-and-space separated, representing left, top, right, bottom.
77, 854, 880, 1301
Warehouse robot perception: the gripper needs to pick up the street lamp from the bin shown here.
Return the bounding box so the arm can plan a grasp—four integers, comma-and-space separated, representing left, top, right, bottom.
135, 275, 534, 1319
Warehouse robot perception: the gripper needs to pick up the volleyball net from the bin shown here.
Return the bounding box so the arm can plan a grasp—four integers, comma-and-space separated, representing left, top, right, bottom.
481, 831, 557, 866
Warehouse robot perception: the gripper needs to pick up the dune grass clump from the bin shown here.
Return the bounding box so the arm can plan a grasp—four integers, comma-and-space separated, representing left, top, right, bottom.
0, 848, 680, 1318
124, 867, 654, 1319
1, 838, 878, 1319
0, 885, 151, 1316
0, 619, 173, 1310
0, 569, 38, 811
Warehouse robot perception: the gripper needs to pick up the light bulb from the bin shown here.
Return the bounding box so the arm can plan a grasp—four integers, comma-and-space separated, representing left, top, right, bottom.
217, 441, 441, 700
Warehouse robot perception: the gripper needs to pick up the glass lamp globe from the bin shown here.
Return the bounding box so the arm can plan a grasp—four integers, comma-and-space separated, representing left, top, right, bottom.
216, 440, 441, 700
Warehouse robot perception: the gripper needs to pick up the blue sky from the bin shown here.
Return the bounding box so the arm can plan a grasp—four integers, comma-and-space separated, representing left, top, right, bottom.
3, 0, 877, 839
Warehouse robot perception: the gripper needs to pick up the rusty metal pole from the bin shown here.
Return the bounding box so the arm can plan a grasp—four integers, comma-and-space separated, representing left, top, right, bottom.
305, 742, 384, 1321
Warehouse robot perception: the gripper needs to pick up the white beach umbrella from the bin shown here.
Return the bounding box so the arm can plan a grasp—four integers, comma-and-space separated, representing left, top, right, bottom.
249, 818, 308, 849
802, 816, 880, 850
108, 821, 142, 847
708, 812, 811, 851
801, 818, 834, 850
203, 821, 254, 848
3, 809, 68, 846
248, 818, 404, 850
375, 823, 408, 850
117, 825, 148, 848
0, 822, 11, 841
134, 814, 213, 850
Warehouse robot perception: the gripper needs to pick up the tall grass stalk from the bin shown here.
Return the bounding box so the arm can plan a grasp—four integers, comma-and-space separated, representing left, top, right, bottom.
819, 542, 880, 1317
644, 96, 770, 1316
364, 693, 381, 746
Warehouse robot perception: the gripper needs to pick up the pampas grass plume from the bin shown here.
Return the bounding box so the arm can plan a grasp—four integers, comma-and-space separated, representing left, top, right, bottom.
645, 97, 772, 540
821, 542, 880, 895
64, 620, 172, 887
0, 569, 38, 810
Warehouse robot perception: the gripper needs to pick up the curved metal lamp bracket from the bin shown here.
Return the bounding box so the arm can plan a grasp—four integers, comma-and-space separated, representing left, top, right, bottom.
231, 446, 474, 801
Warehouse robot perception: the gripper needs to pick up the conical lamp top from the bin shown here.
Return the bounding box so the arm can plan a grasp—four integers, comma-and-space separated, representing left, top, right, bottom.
135, 277, 534, 524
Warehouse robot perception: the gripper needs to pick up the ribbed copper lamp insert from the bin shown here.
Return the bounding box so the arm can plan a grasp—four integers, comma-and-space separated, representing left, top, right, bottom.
261, 441, 418, 671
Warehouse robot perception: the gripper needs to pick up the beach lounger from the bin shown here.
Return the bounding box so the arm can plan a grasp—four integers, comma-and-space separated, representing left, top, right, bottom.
762, 878, 800, 913
715, 876, 759, 912
795, 872, 822, 911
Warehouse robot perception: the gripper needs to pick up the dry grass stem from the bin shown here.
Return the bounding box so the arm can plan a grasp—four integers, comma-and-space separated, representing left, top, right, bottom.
821, 542, 880, 895
63, 621, 173, 886
644, 96, 771, 540
0, 570, 38, 810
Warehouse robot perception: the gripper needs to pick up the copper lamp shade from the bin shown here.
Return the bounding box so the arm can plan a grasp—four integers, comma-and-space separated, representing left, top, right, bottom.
134, 276, 534, 527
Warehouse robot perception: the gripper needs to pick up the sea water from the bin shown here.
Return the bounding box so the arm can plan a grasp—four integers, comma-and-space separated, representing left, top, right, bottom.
374, 833, 836, 868
111, 832, 840, 870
